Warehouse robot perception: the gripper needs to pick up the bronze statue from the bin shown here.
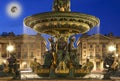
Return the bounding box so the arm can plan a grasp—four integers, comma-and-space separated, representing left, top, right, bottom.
68, 37, 75, 52
57, 37, 68, 51
49, 37, 56, 52
53, 0, 70, 12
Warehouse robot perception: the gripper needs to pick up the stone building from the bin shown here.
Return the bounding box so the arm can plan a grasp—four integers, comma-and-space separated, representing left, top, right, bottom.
77, 33, 120, 72
0, 32, 46, 69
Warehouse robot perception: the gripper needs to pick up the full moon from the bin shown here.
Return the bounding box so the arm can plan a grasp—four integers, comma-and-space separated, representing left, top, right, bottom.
6, 2, 22, 18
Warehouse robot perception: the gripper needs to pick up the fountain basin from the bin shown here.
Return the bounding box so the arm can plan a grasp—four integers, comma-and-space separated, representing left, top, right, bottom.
24, 12, 99, 36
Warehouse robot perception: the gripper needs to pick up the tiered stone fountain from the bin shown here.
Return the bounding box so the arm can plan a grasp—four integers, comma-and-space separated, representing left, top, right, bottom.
24, 0, 100, 78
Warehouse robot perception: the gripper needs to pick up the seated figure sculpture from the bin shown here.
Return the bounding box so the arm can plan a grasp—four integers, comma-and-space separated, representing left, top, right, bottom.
57, 37, 69, 64
68, 37, 80, 67
30, 36, 94, 77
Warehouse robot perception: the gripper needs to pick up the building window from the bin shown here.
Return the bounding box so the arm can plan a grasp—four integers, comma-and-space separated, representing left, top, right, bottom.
89, 49, 94, 51
96, 45, 99, 48
17, 52, 21, 59
37, 51, 40, 56
90, 55, 94, 59
17, 44, 21, 48
90, 45, 93, 48
84, 43, 86, 45
2, 53, 7, 58
23, 44, 27, 48
83, 46, 86, 49
84, 51, 86, 53
96, 62, 101, 70
30, 52, 34, 58
102, 44, 106, 48
90, 52, 92, 55
30, 44, 34, 48
22, 52, 27, 59
24, 64, 27, 68
116, 44, 118, 48
90, 52, 93, 59
96, 54, 101, 59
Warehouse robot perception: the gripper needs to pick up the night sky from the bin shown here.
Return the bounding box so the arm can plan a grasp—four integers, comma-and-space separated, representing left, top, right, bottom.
0, 0, 120, 37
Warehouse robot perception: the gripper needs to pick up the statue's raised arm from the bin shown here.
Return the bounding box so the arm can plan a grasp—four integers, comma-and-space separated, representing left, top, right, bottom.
52, 0, 71, 12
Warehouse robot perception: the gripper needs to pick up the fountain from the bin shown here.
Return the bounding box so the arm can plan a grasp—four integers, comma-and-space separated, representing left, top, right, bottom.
24, 0, 100, 78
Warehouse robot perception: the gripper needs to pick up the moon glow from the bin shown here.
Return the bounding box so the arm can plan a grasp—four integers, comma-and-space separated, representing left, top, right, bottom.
6, 2, 22, 18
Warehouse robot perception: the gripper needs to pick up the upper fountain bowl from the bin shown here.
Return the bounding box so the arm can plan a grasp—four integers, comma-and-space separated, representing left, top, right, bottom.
24, 12, 100, 37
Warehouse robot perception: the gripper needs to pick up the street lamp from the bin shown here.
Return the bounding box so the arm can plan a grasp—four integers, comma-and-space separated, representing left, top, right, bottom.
103, 45, 119, 79
115, 54, 118, 58
5, 44, 20, 79
6, 44, 14, 57
108, 45, 118, 60
6, 44, 14, 52
108, 45, 116, 52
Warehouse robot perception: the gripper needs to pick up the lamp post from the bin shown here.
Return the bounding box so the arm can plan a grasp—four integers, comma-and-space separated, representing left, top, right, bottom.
108, 45, 117, 66
6, 44, 20, 79
103, 45, 118, 79
108, 45, 118, 64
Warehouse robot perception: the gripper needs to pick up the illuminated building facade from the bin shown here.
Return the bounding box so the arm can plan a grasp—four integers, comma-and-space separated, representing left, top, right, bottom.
77, 33, 120, 72
1, 32, 120, 72
0, 32, 46, 69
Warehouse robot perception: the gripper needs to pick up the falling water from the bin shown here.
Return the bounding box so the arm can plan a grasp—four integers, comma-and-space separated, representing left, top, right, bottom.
96, 22, 100, 44
23, 22, 51, 50
23, 22, 37, 35
88, 22, 100, 35
22, 23, 36, 69
41, 34, 52, 50
96, 22, 100, 34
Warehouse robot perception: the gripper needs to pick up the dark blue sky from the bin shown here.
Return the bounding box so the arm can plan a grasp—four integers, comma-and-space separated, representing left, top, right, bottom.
0, 0, 120, 36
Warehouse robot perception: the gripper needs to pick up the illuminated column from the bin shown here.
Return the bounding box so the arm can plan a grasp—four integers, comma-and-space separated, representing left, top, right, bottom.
100, 61, 104, 71
92, 44, 96, 71
92, 61, 96, 71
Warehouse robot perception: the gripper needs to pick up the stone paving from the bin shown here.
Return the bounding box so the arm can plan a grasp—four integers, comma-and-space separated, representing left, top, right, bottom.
0, 79, 112, 81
